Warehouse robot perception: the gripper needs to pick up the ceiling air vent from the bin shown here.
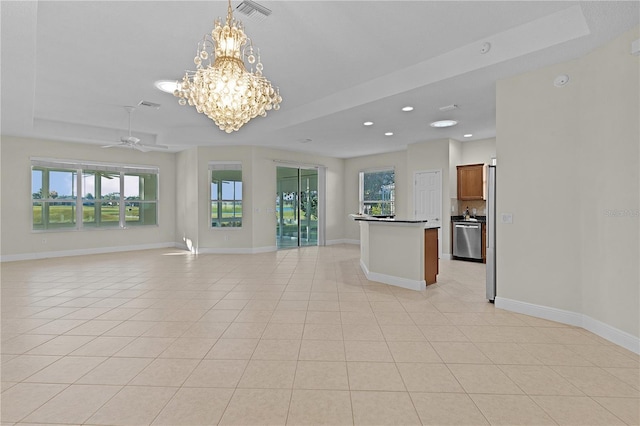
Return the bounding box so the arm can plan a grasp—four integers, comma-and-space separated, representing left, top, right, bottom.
236, 0, 271, 22
138, 100, 161, 109
439, 104, 458, 112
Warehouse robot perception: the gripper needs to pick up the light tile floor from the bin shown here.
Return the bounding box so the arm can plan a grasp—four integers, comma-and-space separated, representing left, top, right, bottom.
1, 244, 638, 425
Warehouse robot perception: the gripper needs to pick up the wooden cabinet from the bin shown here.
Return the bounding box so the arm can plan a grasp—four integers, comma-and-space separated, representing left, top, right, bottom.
457, 164, 485, 200
424, 228, 439, 285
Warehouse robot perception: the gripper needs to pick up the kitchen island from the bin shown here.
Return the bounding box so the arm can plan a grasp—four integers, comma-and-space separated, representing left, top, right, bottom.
351, 215, 440, 291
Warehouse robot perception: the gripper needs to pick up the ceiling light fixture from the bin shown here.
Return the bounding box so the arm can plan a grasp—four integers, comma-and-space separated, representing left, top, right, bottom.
174, 0, 282, 133
401, 106, 414, 112
463, 134, 473, 138
385, 132, 394, 136
363, 121, 374, 126
430, 120, 458, 128
155, 80, 179, 94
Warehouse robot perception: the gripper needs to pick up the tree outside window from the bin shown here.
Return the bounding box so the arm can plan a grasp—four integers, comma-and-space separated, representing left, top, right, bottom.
360, 169, 395, 216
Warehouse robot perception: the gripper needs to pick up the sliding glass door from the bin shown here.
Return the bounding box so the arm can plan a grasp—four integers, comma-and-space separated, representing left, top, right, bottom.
276, 166, 318, 249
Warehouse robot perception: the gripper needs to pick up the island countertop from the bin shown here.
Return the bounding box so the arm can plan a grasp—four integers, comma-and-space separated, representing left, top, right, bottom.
350, 214, 440, 228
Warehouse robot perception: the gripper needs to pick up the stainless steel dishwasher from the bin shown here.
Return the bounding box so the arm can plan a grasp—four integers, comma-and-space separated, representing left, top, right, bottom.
453, 221, 482, 260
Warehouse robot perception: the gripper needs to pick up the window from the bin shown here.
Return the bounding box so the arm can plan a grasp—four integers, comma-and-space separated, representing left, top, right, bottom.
210, 163, 242, 227
124, 173, 158, 226
31, 159, 158, 231
359, 168, 395, 216
32, 167, 78, 230
81, 171, 121, 227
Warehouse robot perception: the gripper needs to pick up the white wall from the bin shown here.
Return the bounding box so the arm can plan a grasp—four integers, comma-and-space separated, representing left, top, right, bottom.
461, 138, 496, 165
175, 148, 199, 252
174, 145, 345, 252
496, 26, 639, 343
448, 139, 463, 222
407, 139, 452, 254
577, 27, 639, 340
0, 136, 176, 260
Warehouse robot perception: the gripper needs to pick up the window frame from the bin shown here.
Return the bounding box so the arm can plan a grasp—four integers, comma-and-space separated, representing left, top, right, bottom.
31, 158, 159, 232
123, 172, 159, 227
31, 166, 79, 230
359, 167, 396, 216
209, 162, 243, 228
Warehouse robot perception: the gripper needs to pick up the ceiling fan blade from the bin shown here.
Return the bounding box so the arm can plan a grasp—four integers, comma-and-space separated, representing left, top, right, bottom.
140, 144, 169, 151
102, 143, 124, 149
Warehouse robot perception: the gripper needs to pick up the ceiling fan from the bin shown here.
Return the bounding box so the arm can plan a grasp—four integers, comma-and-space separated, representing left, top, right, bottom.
102, 106, 169, 152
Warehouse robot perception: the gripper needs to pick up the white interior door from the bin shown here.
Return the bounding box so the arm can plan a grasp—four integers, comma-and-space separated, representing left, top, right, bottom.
414, 170, 442, 256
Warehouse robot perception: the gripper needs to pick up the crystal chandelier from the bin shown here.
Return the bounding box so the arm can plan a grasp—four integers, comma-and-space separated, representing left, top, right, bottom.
174, 0, 282, 133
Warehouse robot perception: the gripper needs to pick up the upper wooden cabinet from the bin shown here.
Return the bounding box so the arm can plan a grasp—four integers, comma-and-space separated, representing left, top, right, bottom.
457, 164, 485, 200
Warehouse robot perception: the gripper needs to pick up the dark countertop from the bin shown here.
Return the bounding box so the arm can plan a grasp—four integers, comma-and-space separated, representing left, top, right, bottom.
351, 214, 428, 224
451, 215, 486, 223
350, 214, 440, 229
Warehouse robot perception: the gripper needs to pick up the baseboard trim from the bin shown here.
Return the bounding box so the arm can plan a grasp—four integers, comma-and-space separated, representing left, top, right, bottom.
326, 239, 359, 246
326, 239, 358, 246
0, 242, 177, 262
174, 242, 192, 253
495, 297, 640, 354
196, 246, 277, 255
360, 260, 426, 291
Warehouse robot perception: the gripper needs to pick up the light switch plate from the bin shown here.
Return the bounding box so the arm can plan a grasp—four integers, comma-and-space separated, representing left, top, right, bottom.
501, 213, 513, 224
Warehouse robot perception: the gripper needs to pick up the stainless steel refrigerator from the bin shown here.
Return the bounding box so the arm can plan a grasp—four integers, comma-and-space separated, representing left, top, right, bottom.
486, 165, 496, 302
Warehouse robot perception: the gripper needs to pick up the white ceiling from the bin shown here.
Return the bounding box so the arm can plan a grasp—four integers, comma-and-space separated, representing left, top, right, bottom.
2, 1, 638, 158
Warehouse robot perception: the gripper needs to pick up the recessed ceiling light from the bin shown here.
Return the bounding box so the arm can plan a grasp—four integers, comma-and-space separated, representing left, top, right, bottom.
154, 80, 179, 93
463, 134, 473, 138
401, 106, 414, 112
385, 132, 394, 136
363, 121, 374, 126
430, 120, 458, 128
